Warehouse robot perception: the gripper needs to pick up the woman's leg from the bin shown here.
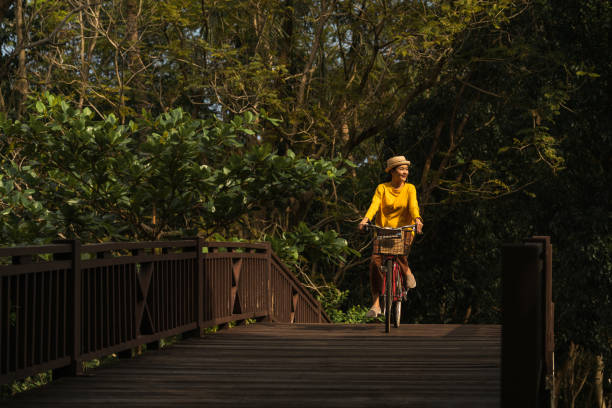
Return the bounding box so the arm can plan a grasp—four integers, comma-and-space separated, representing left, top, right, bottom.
397, 256, 416, 289
399, 232, 416, 288
367, 255, 383, 315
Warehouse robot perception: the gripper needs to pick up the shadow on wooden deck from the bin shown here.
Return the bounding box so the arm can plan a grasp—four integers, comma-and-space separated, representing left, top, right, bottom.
4, 323, 501, 407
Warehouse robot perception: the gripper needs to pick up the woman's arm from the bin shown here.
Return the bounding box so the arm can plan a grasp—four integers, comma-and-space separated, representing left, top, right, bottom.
359, 185, 383, 230
407, 184, 423, 234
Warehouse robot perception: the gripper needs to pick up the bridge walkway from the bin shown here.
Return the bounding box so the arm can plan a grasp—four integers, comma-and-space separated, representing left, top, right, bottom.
5, 323, 501, 407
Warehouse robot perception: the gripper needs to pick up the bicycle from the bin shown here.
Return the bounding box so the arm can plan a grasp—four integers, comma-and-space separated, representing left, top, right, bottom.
364, 222, 416, 333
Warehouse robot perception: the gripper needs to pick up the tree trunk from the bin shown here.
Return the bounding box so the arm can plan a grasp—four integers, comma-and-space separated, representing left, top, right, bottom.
594, 354, 606, 408
0, 84, 6, 113
290, 0, 336, 138
16, 0, 28, 118
81, 1, 101, 112
420, 120, 444, 206
125, 0, 146, 112
126, 0, 139, 71
279, 0, 294, 71
78, 9, 86, 109
0, 0, 10, 111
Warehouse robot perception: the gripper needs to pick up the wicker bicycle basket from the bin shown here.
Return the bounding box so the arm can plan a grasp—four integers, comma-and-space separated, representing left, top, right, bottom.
373, 229, 411, 256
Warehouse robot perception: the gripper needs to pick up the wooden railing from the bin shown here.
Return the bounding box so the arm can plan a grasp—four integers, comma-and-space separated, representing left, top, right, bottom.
0, 239, 329, 385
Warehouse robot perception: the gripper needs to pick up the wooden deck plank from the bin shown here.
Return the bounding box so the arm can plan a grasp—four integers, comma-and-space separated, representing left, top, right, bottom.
5, 323, 501, 407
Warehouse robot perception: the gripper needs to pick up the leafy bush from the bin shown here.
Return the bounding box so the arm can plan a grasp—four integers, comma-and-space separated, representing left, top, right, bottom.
0, 94, 351, 249
317, 284, 378, 324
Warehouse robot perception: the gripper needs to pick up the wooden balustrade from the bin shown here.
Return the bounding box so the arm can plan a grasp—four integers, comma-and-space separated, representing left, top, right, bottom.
0, 239, 330, 385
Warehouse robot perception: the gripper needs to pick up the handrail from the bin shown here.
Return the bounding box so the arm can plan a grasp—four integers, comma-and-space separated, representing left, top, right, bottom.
270, 252, 330, 323
0, 238, 329, 386
0, 244, 72, 257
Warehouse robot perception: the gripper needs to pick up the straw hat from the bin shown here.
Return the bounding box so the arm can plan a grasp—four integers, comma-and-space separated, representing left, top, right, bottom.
385, 156, 411, 173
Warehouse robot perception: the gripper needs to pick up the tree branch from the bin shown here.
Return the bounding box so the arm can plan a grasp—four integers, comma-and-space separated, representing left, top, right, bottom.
344, 57, 446, 154
456, 77, 502, 99
11, 3, 92, 55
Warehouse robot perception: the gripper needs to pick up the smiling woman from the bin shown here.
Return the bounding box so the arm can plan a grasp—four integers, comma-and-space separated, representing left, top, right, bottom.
358, 156, 424, 318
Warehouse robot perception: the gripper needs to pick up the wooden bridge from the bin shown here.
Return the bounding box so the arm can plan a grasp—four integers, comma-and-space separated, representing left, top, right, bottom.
0, 238, 553, 407
4, 323, 500, 407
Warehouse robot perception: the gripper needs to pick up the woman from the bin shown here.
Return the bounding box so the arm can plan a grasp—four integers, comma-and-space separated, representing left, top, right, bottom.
358, 156, 423, 318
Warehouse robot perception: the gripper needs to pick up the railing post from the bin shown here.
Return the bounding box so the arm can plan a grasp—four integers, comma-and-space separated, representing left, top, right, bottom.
183, 237, 204, 338
52, 239, 83, 378
528, 236, 555, 407
73, 239, 83, 375
196, 237, 204, 332
266, 242, 273, 322
502, 236, 553, 408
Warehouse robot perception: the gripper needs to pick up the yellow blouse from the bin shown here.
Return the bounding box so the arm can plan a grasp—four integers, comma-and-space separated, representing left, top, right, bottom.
364, 182, 421, 228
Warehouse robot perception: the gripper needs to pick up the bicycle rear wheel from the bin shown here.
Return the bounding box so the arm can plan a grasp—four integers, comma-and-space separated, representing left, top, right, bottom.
385, 259, 393, 333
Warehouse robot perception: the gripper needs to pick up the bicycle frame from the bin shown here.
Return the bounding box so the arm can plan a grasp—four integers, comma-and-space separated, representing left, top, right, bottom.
381, 255, 404, 302
365, 223, 416, 332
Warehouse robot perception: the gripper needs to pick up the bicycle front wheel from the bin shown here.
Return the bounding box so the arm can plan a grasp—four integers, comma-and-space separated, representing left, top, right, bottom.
385, 259, 393, 333
393, 301, 401, 328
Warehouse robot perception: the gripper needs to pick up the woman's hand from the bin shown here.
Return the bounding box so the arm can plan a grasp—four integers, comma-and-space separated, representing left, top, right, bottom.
358, 217, 369, 231
415, 217, 424, 234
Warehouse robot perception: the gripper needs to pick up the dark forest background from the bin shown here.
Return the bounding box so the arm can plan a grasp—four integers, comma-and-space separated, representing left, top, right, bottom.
0, 1, 609, 406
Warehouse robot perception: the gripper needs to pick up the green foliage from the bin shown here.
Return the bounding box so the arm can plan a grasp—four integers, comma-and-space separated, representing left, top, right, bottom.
0, 372, 52, 399
1, 94, 347, 247
268, 222, 359, 268
82, 354, 119, 371
0, 161, 55, 244
317, 284, 376, 324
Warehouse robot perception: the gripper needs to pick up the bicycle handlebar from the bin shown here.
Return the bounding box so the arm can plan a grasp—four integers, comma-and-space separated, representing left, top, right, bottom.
363, 222, 416, 232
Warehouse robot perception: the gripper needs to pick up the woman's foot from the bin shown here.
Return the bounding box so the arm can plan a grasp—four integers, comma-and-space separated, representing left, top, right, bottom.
366, 305, 381, 318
